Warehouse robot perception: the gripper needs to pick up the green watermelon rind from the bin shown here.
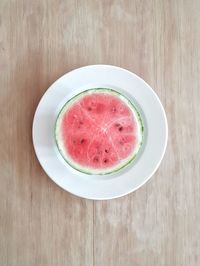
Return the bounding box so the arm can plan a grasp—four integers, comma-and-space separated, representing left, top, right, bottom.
54, 88, 144, 175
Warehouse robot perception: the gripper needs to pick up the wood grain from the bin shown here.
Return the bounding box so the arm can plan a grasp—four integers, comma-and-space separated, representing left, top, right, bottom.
0, 0, 200, 265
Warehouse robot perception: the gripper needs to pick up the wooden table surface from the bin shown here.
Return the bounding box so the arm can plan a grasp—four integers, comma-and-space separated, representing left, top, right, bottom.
0, 1, 200, 265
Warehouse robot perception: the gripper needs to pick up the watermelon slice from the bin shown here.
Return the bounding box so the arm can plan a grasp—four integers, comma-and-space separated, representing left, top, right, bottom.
55, 88, 143, 175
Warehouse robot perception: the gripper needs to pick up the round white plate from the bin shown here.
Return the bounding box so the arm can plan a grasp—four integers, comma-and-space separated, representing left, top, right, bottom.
32, 65, 168, 200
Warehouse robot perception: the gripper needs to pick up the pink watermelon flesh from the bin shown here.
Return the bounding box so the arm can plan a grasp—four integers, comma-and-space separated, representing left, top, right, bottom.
60, 92, 139, 170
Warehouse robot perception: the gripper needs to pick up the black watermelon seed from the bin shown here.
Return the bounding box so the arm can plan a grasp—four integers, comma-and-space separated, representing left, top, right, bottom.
118, 126, 123, 131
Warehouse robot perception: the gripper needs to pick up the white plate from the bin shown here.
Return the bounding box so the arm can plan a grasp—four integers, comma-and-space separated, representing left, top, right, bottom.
32, 65, 168, 200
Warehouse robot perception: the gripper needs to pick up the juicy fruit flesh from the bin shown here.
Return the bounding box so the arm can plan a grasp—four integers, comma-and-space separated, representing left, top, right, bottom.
58, 91, 140, 171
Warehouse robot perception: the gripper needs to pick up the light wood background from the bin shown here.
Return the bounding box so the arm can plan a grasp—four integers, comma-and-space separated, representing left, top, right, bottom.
0, 0, 200, 265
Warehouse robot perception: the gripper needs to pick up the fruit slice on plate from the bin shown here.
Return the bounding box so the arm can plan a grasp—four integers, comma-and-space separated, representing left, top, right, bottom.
55, 88, 144, 175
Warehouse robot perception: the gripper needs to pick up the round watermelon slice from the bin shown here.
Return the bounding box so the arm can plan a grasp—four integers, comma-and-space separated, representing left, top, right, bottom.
55, 88, 143, 175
